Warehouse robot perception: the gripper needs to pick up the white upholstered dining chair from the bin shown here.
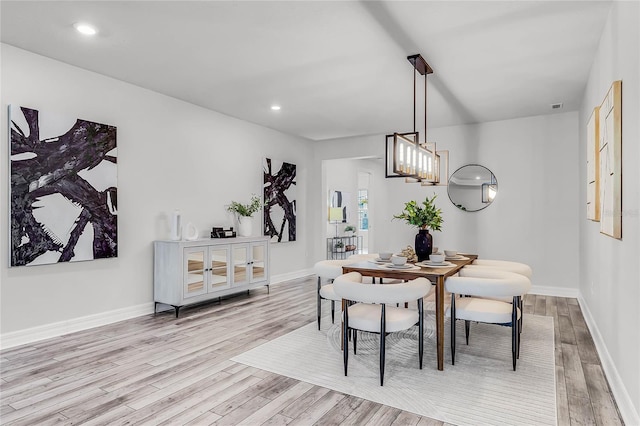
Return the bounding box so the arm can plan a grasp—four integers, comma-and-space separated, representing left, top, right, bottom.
333, 271, 433, 386
313, 259, 355, 330
463, 259, 532, 332
445, 269, 531, 370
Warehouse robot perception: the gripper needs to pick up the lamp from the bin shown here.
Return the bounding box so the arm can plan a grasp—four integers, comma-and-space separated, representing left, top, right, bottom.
329, 207, 343, 237
385, 54, 445, 185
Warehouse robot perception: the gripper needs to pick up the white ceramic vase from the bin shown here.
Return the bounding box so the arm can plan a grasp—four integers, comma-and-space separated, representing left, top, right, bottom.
183, 222, 199, 241
237, 217, 252, 237
170, 210, 181, 240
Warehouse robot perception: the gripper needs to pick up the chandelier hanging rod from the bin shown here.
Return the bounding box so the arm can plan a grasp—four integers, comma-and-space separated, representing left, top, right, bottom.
407, 54, 433, 141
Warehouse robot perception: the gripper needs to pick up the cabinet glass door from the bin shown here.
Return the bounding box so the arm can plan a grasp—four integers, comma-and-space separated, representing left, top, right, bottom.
251, 243, 267, 282
232, 246, 249, 286
209, 247, 230, 290
184, 247, 207, 298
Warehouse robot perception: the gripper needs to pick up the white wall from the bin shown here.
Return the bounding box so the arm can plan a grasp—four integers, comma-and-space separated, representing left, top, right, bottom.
0, 45, 314, 336
313, 112, 580, 294
323, 158, 360, 238
578, 2, 640, 423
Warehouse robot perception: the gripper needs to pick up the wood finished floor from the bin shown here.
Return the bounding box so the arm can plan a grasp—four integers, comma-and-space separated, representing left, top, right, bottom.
0, 278, 624, 425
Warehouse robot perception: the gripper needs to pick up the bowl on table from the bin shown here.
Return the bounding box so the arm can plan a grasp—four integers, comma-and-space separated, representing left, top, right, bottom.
391, 256, 407, 266
379, 252, 393, 261
444, 250, 458, 258
432, 247, 439, 254
429, 253, 446, 263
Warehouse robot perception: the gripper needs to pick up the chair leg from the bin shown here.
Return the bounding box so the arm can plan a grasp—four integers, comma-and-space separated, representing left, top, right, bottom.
517, 296, 522, 359
418, 298, 424, 369
451, 293, 456, 365
512, 300, 518, 371
380, 304, 386, 386
331, 300, 335, 324
317, 277, 322, 330
343, 304, 349, 376
353, 329, 357, 354
518, 295, 523, 354
465, 320, 470, 345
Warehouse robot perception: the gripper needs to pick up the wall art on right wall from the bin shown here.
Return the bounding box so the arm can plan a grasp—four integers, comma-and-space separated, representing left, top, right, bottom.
598, 80, 622, 239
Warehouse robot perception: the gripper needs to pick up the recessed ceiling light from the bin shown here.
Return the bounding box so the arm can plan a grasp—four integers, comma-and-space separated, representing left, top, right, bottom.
74, 23, 97, 36
270, 105, 281, 111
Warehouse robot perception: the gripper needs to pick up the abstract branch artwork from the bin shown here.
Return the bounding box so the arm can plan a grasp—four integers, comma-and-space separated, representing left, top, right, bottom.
263, 158, 296, 243
9, 105, 118, 266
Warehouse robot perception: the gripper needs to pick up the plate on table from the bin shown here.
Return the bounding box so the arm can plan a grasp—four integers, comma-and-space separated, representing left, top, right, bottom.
382, 264, 419, 270
445, 255, 469, 261
418, 261, 456, 268
369, 259, 391, 264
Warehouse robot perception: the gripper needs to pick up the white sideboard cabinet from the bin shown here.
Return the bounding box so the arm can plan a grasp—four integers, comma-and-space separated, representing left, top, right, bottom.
154, 236, 270, 317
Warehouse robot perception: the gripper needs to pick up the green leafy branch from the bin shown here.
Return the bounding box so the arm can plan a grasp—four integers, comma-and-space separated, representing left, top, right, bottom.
227, 194, 263, 218
393, 194, 443, 231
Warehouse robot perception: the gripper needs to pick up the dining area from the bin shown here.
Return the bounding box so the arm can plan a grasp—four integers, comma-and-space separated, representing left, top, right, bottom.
339, 250, 480, 372
317, 190, 534, 380
315, 246, 532, 377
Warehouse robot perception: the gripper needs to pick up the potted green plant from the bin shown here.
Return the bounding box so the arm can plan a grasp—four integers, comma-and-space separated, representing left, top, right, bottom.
227, 194, 263, 237
393, 194, 443, 261
334, 240, 345, 252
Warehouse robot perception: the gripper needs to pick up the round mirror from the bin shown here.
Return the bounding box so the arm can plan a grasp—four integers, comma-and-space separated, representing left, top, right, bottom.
447, 164, 498, 212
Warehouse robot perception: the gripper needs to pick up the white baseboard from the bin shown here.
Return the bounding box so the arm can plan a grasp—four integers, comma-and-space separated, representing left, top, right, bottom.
578, 293, 640, 426
530, 285, 578, 298
271, 269, 314, 284
0, 271, 316, 350
0, 302, 154, 350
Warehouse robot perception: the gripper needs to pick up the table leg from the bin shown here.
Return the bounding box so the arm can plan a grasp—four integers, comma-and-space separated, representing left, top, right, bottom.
436, 276, 444, 371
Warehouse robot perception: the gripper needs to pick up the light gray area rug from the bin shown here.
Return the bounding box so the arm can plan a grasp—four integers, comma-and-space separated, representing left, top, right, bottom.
232, 314, 556, 425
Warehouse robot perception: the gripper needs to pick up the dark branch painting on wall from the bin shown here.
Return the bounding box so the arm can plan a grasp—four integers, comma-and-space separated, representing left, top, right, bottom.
263, 158, 296, 243
9, 105, 118, 266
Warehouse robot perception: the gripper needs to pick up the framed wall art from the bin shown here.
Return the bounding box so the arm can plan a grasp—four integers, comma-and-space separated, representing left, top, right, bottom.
263, 157, 296, 242
9, 105, 118, 266
598, 81, 622, 239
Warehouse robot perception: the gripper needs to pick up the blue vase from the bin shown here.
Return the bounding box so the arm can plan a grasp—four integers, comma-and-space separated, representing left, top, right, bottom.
415, 229, 433, 262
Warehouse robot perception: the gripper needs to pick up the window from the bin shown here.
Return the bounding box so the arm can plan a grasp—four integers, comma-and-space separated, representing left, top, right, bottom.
357, 189, 368, 230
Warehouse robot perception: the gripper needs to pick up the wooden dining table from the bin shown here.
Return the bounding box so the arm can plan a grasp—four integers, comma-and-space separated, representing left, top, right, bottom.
342, 254, 477, 371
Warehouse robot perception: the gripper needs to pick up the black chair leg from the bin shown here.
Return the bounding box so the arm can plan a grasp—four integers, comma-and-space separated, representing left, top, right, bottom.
343, 306, 349, 376
465, 320, 470, 345
331, 300, 335, 324
380, 304, 386, 386
418, 298, 424, 369
517, 320, 521, 360
451, 294, 456, 365
517, 296, 522, 359
512, 301, 518, 371
353, 330, 357, 354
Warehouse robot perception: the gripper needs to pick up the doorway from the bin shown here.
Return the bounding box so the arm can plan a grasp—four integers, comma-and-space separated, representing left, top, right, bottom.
357, 171, 371, 253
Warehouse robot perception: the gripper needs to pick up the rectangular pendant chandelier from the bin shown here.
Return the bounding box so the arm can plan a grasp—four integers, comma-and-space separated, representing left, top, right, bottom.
384, 54, 446, 185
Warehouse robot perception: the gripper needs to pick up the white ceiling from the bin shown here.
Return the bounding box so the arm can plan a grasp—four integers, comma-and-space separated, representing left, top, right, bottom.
1, 1, 612, 141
